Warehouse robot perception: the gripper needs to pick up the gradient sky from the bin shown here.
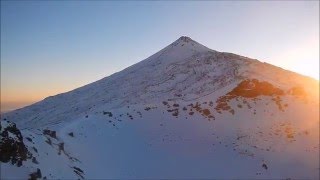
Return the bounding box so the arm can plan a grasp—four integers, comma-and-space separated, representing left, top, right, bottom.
1, 1, 319, 112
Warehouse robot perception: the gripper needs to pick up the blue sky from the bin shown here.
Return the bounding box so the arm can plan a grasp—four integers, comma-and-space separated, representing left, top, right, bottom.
1, 1, 319, 111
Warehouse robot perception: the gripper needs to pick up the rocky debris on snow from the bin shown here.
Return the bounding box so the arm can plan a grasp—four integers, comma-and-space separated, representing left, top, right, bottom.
29, 168, 42, 180
43, 129, 57, 139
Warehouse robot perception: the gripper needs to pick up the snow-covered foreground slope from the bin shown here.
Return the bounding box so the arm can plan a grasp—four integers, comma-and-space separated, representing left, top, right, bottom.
1, 36, 319, 179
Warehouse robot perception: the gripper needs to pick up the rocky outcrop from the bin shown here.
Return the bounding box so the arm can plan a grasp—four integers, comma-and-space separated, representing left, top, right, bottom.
0, 120, 31, 167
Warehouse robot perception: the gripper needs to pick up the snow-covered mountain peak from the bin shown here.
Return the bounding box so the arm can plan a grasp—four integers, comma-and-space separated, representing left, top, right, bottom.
1, 37, 319, 179
176, 36, 194, 43
137, 36, 217, 68
166, 36, 211, 52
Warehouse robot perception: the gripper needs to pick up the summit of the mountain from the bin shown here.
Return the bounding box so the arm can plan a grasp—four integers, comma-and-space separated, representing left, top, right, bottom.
177, 36, 193, 42
172, 36, 197, 45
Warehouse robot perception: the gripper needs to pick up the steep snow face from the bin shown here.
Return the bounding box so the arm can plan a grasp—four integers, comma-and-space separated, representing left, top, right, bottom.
1, 36, 319, 179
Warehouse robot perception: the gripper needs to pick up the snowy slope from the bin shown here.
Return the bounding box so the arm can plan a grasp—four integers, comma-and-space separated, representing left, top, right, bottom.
1, 36, 319, 179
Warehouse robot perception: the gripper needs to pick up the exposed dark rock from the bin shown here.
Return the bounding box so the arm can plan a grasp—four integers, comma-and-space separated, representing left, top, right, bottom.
45, 137, 52, 145
73, 166, 84, 179
202, 109, 211, 116
262, 163, 268, 170
173, 103, 179, 107
32, 157, 39, 164
32, 147, 38, 153
187, 102, 215, 120
103, 111, 113, 117
172, 109, 179, 116
58, 143, 65, 155
0, 121, 31, 167
73, 166, 84, 173
43, 129, 57, 139
29, 168, 42, 180
68, 132, 74, 137
209, 101, 214, 107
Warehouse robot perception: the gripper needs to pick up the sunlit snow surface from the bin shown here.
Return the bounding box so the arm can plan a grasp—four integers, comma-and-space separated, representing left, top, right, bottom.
1, 37, 319, 179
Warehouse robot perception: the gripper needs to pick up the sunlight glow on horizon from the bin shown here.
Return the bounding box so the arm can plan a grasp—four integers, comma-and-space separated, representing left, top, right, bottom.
267, 37, 319, 81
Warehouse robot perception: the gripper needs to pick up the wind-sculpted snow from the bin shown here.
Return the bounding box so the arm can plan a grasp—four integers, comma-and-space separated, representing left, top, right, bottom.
1, 36, 319, 179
